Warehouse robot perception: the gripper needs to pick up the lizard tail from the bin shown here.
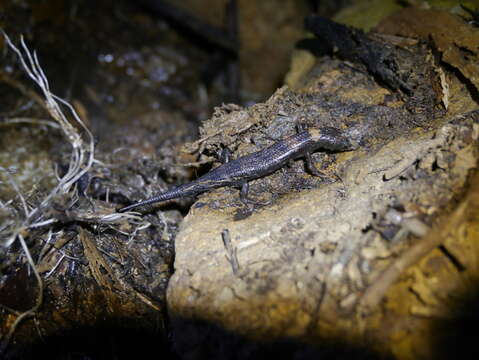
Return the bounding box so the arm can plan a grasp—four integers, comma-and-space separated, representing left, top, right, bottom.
117, 196, 162, 213
117, 186, 186, 213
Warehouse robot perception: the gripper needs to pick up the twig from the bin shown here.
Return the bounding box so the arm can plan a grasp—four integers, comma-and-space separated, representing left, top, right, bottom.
157, 211, 170, 241
222, 229, 239, 275
37, 228, 54, 264
0, 117, 61, 129
44, 254, 66, 278
126, 221, 152, 247
29, 218, 57, 229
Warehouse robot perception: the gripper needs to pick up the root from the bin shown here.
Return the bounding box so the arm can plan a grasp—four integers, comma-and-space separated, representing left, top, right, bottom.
0, 32, 95, 353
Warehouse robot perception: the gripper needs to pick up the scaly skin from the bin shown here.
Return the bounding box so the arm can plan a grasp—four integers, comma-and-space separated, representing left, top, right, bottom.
117, 127, 353, 212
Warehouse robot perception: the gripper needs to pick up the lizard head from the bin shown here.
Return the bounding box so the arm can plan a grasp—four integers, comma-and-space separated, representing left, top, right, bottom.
308, 127, 356, 151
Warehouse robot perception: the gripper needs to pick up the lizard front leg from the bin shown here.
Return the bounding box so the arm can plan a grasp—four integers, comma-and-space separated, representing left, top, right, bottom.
218, 147, 232, 164
304, 151, 340, 182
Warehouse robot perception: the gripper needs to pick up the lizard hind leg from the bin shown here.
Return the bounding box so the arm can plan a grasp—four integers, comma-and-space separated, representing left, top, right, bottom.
239, 182, 250, 204
239, 182, 271, 207
305, 151, 325, 177
295, 122, 308, 133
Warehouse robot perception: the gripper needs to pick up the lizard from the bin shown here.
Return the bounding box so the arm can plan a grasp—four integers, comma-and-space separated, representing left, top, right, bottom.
117, 126, 354, 213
